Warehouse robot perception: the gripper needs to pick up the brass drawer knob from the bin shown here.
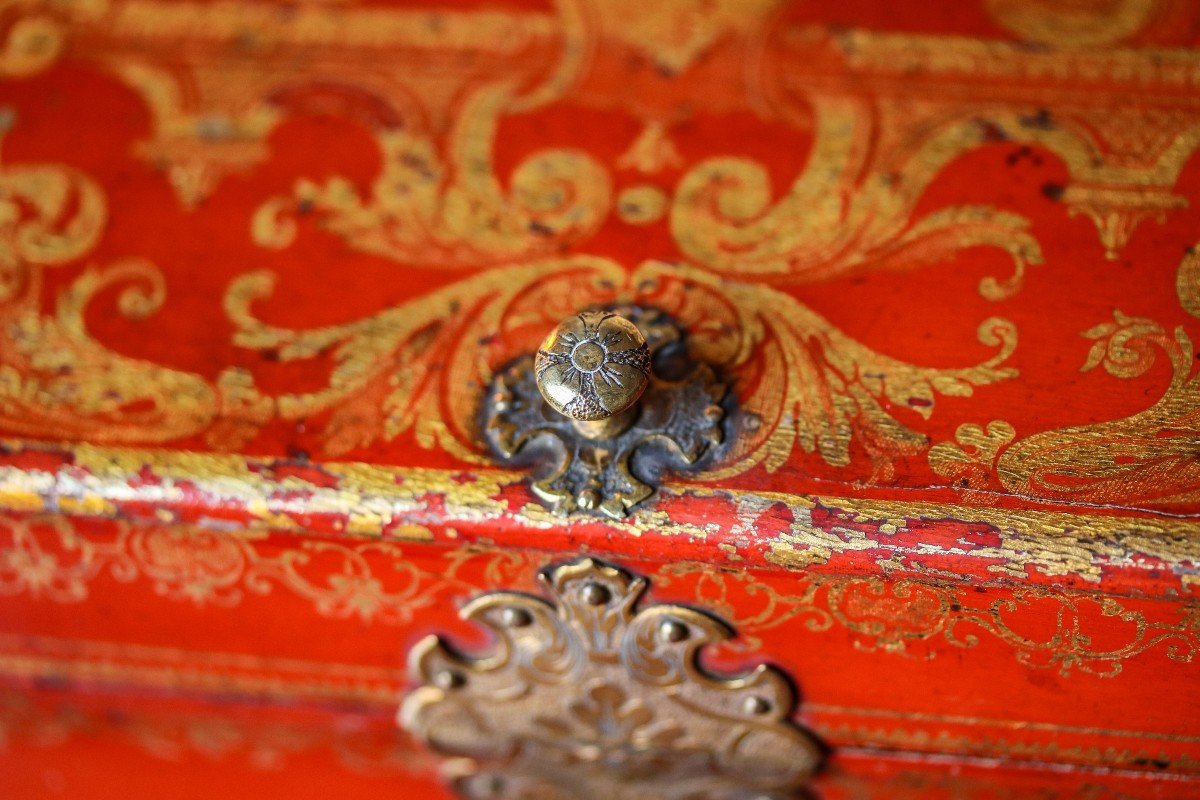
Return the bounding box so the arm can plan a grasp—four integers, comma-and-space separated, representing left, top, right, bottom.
486, 306, 727, 518
535, 311, 650, 439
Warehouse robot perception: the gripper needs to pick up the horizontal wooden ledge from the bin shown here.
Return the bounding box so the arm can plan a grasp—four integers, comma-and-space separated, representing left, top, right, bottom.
0, 438, 1197, 597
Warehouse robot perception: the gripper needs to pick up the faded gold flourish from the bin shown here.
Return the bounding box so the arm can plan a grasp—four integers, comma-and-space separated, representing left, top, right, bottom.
928, 420, 1016, 494
253, 86, 611, 269
213, 256, 626, 457
671, 96, 1043, 300
985, 0, 1160, 48
634, 262, 1018, 481
2, 1, 1199, 508
0, 513, 539, 623
659, 563, 1200, 678
0, 142, 217, 443
997, 309, 1200, 507
214, 256, 1019, 482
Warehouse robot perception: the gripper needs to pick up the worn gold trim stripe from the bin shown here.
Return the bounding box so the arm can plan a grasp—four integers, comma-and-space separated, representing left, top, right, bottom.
103, 1, 557, 52
0, 439, 1197, 585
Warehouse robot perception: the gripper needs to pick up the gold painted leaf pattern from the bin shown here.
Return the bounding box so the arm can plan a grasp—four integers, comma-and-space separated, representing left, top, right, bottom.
634, 263, 1018, 481
998, 310, 1200, 507
253, 86, 611, 269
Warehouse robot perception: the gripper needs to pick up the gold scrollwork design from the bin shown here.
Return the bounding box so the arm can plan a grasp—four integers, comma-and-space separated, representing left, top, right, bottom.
217, 51, 1038, 479
215, 255, 1019, 483
0, 144, 106, 298
594, 0, 778, 75
7, 2, 1200, 507
928, 420, 1016, 494
671, 96, 1043, 300
659, 564, 1200, 678
928, 245, 1200, 507
985, 0, 1162, 48
996, 309, 1200, 506
0, 3, 1044, 484
0, 258, 218, 442
0, 0, 107, 78
0, 139, 218, 443
6, 512, 1199, 680
0, 514, 102, 602
252, 85, 611, 269
633, 263, 1018, 481
0, 513, 539, 623
213, 256, 625, 456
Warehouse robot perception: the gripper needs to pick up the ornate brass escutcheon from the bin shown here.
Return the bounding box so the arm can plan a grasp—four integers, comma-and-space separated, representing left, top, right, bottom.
400, 557, 823, 800
485, 307, 728, 518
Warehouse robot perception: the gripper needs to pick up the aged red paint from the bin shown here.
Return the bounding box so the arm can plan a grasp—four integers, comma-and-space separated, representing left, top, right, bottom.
1, 0, 1200, 796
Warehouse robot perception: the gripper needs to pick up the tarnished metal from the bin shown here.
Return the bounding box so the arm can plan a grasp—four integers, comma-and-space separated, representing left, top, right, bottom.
486, 307, 727, 518
534, 310, 650, 439
399, 557, 823, 800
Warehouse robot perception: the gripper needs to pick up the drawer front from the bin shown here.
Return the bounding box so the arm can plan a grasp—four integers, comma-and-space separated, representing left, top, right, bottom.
3, 514, 1198, 797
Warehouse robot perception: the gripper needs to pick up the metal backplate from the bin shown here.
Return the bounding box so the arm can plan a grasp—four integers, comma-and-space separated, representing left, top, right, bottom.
400, 557, 823, 800
485, 307, 728, 518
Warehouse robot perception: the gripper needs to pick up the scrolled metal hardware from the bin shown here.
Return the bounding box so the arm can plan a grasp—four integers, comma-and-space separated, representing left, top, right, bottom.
400, 557, 823, 800
485, 306, 727, 518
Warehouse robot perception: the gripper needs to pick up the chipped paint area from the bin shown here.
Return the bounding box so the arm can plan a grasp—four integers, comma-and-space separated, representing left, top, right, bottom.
0, 440, 518, 537
0, 440, 1197, 596
762, 495, 1200, 585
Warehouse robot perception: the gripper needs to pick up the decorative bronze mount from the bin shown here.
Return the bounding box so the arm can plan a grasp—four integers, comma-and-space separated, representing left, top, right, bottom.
399, 557, 823, 800
485, 307, 728, 518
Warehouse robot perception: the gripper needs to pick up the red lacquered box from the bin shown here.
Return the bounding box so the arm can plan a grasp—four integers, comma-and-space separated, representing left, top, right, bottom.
1, 1, 1199, 798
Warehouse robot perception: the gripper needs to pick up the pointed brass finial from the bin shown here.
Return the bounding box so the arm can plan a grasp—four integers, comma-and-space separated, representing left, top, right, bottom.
534, 311, 651, 439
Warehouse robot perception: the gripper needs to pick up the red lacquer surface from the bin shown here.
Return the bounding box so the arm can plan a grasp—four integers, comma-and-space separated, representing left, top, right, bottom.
0, 0, 1199, 795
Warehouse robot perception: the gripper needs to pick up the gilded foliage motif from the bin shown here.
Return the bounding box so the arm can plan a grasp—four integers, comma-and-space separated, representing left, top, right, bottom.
932, 242, 1200, 508
0, 513, 538, 623
0, 0, 1194, 509
5, 511, 1196, 679
213, 257, 670, 458
985, 0, 1162, 48
0, 141, 217, 443
253, 86, 612, 269
636, 264, 1019, 481
997, 310, 1200, 506
215, 255, 1020, 480
928, 420, 1016, 494
658, 563, 1200, 678
669, 96, 1042, 299
231, 62, 1039, 480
